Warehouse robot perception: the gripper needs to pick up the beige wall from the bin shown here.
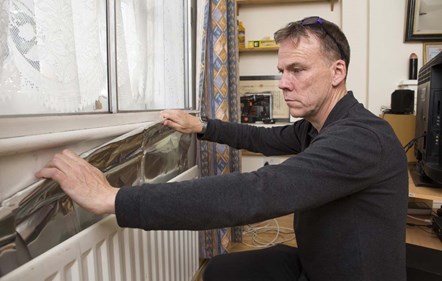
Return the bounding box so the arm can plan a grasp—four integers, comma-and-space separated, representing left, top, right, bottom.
238, 0, 423, 115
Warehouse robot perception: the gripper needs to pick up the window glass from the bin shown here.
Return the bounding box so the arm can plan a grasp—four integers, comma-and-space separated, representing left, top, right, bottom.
0, 0, 108, 115
116, 0, 187, 110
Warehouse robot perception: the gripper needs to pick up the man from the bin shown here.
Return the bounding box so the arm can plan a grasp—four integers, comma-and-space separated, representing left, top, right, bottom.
37, 17, 408, 280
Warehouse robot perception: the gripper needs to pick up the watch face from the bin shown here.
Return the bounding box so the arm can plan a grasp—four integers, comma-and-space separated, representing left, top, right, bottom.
199, 115, 208, 134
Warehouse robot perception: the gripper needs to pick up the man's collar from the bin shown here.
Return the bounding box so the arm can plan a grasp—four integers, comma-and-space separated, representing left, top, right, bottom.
308, 91, 357, 137
322, 91, 357, 129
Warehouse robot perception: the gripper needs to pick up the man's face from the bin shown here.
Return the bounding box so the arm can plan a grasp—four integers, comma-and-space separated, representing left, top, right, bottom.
277, 35, 335, 120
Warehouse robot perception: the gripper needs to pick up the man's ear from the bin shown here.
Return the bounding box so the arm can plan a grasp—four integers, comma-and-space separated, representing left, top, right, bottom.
332, 60, 347, 86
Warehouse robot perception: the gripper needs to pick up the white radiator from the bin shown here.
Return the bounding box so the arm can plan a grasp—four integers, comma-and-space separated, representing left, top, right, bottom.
1, 166, 200, 281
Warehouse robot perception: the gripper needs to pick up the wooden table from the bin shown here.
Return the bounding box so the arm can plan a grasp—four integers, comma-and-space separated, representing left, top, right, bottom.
407, 166, 442, 250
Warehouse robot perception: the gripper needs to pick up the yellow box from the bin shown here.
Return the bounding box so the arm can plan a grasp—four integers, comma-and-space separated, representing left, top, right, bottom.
381, 113, 416, 162
247, 39, 277, 48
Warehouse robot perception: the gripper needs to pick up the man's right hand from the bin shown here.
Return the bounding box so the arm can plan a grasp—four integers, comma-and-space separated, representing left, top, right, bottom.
35, 149, 118, 215
160, 110, 204, 134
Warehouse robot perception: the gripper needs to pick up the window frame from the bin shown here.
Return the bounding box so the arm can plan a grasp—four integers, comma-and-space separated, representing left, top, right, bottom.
108, 0, 196, 113
0, 0, 196, 147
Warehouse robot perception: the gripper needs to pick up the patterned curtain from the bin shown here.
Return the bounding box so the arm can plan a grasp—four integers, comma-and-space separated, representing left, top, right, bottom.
197, 0, 241, 259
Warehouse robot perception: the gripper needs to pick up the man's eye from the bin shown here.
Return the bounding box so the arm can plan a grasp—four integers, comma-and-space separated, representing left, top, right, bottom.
292, 68, 302, 73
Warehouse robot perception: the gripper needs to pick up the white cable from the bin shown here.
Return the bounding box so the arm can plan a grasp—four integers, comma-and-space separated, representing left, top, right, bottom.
240, 219, 295, 249
407, 214, 432, 223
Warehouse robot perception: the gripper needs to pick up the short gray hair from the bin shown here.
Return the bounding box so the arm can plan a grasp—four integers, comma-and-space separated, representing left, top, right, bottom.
274, 17, 350, 70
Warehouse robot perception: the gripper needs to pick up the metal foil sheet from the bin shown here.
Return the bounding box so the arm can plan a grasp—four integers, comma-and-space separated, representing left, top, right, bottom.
0, 123, 192, 277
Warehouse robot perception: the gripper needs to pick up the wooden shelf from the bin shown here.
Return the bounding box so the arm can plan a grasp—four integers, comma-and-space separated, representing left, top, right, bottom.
236, 0, 336, 11
239, 47, 279, 52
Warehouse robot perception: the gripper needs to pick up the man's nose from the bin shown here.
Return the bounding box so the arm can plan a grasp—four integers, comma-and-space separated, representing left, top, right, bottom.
278, 75, 290, 91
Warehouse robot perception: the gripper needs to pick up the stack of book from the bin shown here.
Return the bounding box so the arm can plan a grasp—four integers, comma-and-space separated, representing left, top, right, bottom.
407, 201, 432, 215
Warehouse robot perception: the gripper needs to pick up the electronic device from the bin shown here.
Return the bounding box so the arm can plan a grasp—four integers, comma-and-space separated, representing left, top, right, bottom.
413, 51, 442, 187
390, 89, 414, 114
240, 92, 273, 123
432, 216, 442, 243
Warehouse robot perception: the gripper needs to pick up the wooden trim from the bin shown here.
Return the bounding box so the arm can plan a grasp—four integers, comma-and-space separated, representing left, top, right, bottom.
239, 47, 279, 52
237, 0, 327, 5
236, 0, 336, 11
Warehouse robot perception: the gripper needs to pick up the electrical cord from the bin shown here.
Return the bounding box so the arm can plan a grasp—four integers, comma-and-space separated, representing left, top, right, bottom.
403, 134, 426, 153
406, 222, 430, 227
240, 219, 295, 249
407, 215, 438, 235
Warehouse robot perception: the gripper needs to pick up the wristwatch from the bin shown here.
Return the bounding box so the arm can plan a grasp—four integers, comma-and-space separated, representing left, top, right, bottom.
199, 115, 208, 134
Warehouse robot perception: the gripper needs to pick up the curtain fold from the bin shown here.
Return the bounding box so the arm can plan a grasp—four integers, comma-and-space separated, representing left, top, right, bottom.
197, 0, 241, 259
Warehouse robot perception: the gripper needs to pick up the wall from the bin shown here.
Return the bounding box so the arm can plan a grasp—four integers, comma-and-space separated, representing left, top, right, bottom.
238, 0, 423, 115
0, 113, 160, 202
238, 2, 340, 74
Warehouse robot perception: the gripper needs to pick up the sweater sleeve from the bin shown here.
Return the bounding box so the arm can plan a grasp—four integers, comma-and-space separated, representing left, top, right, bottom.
115, 122, 385, 231
198, 119, 311, 155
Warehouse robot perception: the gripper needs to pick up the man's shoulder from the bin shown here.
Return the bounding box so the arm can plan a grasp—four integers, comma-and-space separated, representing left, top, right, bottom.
331, 105, 393, 135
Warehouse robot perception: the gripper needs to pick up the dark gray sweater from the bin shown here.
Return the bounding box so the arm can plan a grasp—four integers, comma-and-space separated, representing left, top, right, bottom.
115, 92, 408, 281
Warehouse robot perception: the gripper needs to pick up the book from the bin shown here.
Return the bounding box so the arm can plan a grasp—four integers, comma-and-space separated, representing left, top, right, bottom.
408, 201, 432, 215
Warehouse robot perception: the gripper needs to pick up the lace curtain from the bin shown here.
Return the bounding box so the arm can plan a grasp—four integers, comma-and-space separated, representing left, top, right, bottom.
116, 0, 186, 111
0, 0, 108, 115
0, 0, 188, 115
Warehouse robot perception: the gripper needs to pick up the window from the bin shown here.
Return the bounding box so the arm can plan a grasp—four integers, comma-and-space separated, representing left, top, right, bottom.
0, 0, 193, 116
116, 0, 190, 110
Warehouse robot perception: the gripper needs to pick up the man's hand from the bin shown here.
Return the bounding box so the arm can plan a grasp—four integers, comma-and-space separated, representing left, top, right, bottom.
160, 110, 203, 134
35, 149, 118, 215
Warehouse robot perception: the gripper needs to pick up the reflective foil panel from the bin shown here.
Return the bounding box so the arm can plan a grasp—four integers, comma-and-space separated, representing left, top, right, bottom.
0, 123, 192, 277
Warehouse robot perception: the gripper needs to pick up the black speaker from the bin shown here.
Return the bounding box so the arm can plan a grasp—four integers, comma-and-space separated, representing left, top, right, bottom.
390, 89, 414, 114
